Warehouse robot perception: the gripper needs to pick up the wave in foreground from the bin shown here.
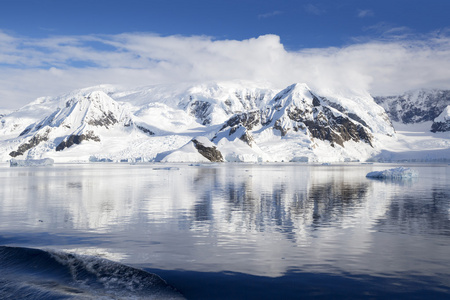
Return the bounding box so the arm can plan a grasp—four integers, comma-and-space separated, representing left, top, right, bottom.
0, 246, 184, 299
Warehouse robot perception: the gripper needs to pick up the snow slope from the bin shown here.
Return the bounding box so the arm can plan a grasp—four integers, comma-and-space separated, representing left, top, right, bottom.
371, 89, 450, 161
0, 81, 449, 163
369, 122, 450, 162
375, 89, 450, 124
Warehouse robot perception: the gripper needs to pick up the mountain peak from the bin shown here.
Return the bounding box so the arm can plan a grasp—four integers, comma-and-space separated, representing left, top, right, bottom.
287, 82, 311, 91
269, 83, 319, 110
2, 81, 436, 163
55, 91, 124, 130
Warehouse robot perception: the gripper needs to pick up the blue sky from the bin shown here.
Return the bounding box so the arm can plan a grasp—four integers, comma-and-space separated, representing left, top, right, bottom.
1, 0, 450, 108
2, 0, 449, 49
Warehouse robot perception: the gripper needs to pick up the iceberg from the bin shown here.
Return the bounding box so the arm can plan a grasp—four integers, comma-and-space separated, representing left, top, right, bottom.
10, 158, 54, 167
366, 167, 418, 179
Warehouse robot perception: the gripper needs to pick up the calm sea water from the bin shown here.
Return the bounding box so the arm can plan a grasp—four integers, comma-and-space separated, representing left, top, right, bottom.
0, 163, 449, 299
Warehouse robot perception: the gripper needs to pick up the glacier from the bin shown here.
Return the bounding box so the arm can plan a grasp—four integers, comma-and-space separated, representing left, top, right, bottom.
0, 81, 449, 163
9, 158, 54, 167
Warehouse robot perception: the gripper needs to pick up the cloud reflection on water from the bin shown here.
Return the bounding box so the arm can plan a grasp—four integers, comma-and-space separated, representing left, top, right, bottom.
0, 163, 449, 280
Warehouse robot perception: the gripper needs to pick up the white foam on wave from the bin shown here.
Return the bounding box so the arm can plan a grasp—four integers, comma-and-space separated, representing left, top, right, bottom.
0, 246, 184, 299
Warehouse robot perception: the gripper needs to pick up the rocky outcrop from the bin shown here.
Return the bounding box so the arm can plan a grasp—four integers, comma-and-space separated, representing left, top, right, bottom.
431, 106, 450, 132
212, 84, 376, 150
9, 128, 51, 157
192, 138, 224, 162
1, 81, 401, 162
183, 82, 276, 126
56, 131, 101, 151
136, 125, 155, 136
6, 90, 158, 157
189, 100, 212, 125
300, 107, 373, 147
212, 111, 259, 147
86, 111, 118, 128
431, 121, 450, 132
263, 84, 374, 147
221, 110, 261, 131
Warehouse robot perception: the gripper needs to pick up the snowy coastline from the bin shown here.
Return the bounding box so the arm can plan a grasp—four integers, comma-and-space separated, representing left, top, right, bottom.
0, 82, 449, 164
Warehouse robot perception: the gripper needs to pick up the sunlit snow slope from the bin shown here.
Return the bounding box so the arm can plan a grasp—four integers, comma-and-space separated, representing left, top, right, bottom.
0, 81, 449, 162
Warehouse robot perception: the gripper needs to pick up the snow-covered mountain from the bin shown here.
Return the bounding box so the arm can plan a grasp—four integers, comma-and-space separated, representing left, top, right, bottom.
0, 109, 10, 118
370, 89, 450, 161
1, 81, 448, 163
431, 105, 450, 132
1, 90, 159, 162
207, 83, 394, 162
374, 89, 450, 127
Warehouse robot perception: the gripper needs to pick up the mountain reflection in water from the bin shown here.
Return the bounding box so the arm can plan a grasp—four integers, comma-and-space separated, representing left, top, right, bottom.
0, 163, 449, 298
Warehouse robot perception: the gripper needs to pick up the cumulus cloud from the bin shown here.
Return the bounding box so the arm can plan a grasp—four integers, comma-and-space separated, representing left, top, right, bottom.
1, 31, 450, 109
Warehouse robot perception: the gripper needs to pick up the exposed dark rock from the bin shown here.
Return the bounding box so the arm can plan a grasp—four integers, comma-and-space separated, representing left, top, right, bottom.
312, 95, 321, 107
431, 120, 450, 133
124, 119, 132, 127
136, 125, 155, 135
287, 106, 312, 122
20, 109, 61, 137
56, 131, 100, 151
213, 111, 259, 147
273, 120, 289, 137
220, 110, 260, 131
215, 89, 374, 149
308, 107, 373, 147
239, 130, 254, 146
347, 113, 369, 128
192, 139, 224, 162
189, 101, 212, 125
9, 129, 51, 157
374, 90, 450, 124
322, 98, 346, 114
270, 103, 373, 147
19, 126, 33, 137
87, 111, 118, 128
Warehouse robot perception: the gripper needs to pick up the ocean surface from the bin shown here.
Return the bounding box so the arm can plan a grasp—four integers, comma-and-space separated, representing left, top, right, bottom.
0, 163, 449, 299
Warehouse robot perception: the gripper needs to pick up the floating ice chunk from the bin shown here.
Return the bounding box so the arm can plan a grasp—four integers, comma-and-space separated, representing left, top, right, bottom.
366, 166, 418, 179
10, 158, 54, 167
153, 167, 180, 170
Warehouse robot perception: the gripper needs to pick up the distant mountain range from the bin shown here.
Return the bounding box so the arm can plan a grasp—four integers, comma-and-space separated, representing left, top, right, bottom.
1, 81, 449, 163
374, 89, 450, 132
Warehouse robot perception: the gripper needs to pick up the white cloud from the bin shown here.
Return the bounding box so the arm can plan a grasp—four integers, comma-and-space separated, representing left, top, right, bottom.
357, 9, 374, 18
361, 22, 414, 41
258, 10, 283, 19
1, 31, 450, 109
304, 4, 326, 16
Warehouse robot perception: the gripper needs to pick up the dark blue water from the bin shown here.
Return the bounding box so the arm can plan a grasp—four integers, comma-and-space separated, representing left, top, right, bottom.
0, 246, 182, 299
0, 163, 449, 299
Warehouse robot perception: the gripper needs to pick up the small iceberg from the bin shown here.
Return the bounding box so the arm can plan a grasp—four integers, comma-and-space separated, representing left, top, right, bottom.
10, 158, 54, 167
152, 167, 180, 171
366, 166, 418, 179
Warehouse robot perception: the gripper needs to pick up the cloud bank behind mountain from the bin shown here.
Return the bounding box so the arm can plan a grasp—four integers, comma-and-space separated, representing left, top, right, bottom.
1, 31, 450, 109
